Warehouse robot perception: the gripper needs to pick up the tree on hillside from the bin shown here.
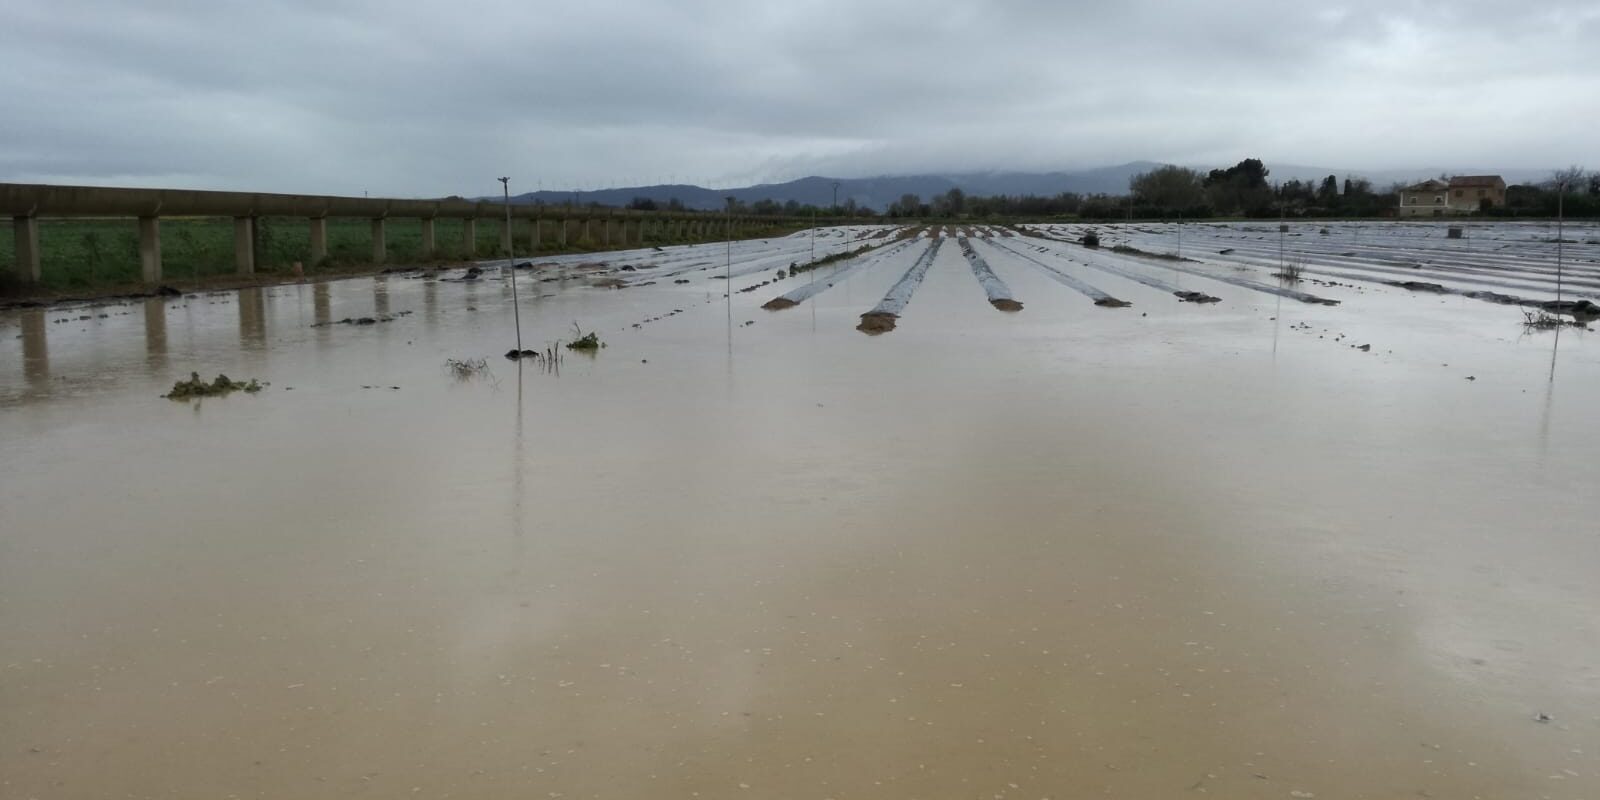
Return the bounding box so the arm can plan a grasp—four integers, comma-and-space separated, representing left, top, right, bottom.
1318, 175, 1339, 202
1129, 165, 1206, 210
888, 193, 924, 217
1203, 158, 1273, 215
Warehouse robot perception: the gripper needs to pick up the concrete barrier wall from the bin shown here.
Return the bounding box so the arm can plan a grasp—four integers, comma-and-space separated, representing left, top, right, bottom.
3, 182, 836, 284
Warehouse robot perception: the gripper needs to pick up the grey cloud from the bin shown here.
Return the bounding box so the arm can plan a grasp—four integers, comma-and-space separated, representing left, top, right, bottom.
1, 0, 1595, 195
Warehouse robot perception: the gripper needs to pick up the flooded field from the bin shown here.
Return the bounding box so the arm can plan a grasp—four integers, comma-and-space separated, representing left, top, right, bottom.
4, 220, 1600, 798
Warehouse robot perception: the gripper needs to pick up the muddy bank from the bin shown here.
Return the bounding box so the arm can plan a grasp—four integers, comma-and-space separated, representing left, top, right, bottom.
1388, 281, 1600, 318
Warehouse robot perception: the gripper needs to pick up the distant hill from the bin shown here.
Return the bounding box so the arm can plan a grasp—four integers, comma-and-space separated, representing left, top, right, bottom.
508, 163, 1161, 212
504, 161, 1553, 212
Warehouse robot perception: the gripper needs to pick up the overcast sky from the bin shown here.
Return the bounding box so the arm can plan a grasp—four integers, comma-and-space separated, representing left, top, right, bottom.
1, 1, 1595, 197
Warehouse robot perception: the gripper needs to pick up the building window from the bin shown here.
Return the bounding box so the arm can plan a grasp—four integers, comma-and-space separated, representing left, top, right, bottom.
1435, 195, 1443, 203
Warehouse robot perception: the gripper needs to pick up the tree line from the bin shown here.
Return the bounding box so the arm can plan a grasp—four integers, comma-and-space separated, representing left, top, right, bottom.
566, 160, 1600, 219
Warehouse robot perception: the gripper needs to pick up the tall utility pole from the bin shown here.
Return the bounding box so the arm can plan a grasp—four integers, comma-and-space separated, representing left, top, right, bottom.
500, 177, 522, 351
1557, 179, 1566, 304
810, 205, 816, 263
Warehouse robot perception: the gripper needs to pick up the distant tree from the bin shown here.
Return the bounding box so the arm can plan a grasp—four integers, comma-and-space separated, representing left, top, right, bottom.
627, 196, 658, 211
1203, 158, 1273, 215
889, 193, 923, 217
1318, 174, 1339, 201
1204, 158, 1270, 190
1129, 165, 1206, 211
943, 187, 966, 216
666, 197, 685, 212
1549, 165, 1587, 191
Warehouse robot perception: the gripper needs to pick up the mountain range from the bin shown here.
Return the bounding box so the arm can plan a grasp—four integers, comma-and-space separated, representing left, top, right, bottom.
505, 162, 1552, 212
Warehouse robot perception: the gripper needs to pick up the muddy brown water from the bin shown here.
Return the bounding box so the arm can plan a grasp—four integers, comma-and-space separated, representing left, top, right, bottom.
3, 229, 1600, 798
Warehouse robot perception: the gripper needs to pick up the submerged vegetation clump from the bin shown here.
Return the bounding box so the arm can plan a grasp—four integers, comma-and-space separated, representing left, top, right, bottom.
163, 372, 263, 400
565, 323, 605, 351
1522, 310, 1591, 331
1275, 257, 1307, 282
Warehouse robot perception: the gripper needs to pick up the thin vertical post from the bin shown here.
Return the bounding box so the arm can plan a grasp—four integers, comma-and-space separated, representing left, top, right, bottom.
1556, 184, 1565, 304
500, 177, 522, 351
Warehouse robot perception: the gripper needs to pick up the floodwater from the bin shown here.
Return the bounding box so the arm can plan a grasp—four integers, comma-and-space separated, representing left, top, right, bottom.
3, 222, 1600, 799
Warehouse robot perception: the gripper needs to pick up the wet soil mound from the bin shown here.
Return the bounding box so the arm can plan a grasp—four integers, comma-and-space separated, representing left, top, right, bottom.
1175, 291, 1221, 303
990, 298, 1023, 312
856, 312, 898, 334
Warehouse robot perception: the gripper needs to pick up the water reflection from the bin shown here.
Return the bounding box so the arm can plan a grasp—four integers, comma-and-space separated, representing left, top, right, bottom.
424, 280, 438, 330
143, 298, 168, 368
374, 278, 390, 318
21, 310, 49, 389
238, 287, 267, 349
313, 283, 331, 327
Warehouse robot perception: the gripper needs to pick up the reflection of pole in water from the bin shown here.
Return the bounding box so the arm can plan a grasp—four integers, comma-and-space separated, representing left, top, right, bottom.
373, 277, 390, 318
1538, 325, 1561, 462
21, 310, 49, 388
313, 282, 332, 326
512, 358, 526, 545
143, 298, 168, 367
423, 280, 438, 329
1271, 293, 1282, 359
238, 287, 267, 348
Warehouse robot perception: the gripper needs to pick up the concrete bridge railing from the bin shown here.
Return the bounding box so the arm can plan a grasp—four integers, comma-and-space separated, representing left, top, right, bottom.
2, 182, 837, 283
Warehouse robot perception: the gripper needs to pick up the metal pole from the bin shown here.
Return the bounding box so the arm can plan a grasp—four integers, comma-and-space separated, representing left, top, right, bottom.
500, 177, 523, 351
1556, 182, 1565, 304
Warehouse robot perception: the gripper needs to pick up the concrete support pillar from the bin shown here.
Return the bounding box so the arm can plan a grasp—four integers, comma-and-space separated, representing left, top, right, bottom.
638, 219, 647, 245
419, 218, 436, 256
500, 218, 512, 256
371, 218, 386, 263
602, 219, 611, 247
138, 216, 162, 283
559, 219, 568, 248
13, 215, 42, 283
532, 219, 542, 251
308, 217, 328, 265
583, 219, 592, 243
462, 218, 477, 257
234, 217, 256, 275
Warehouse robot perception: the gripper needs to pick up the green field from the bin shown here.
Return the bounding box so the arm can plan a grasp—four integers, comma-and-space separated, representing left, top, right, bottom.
1, 216, 802, 294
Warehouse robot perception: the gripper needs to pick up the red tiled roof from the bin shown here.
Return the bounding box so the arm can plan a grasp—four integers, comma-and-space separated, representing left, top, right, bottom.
1449, 175, 1504, 188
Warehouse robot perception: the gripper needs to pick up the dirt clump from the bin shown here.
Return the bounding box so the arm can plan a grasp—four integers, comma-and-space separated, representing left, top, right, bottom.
990, 298, 1023, 312
1174, 291, 1221, 304
763, 297, 798, 311
856, 312, 898, 334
